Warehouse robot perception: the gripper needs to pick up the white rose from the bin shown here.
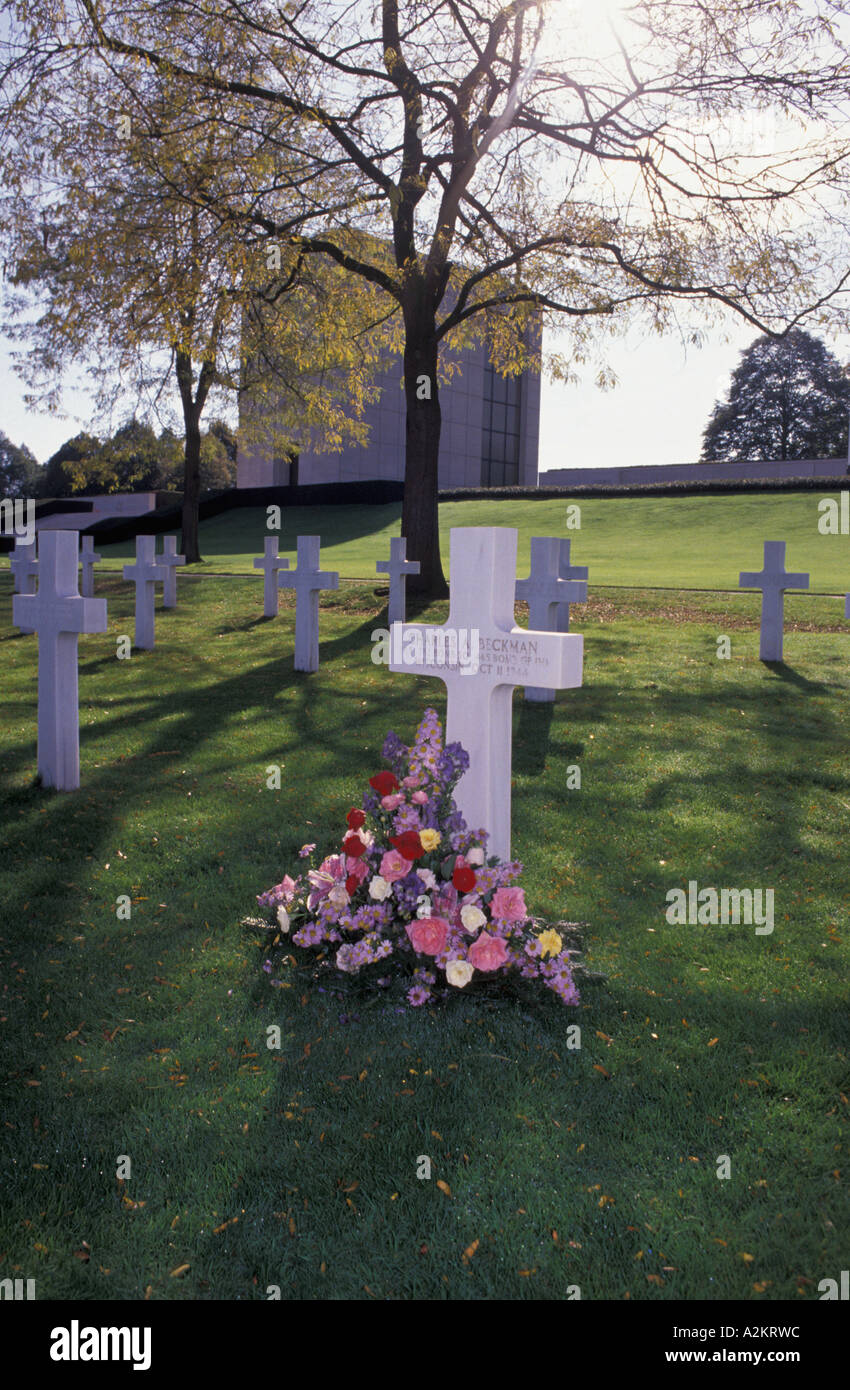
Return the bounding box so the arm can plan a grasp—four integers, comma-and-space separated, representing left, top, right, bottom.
417, 868, 437, 890
276, 906, 290, 932
446, 959, 474, 988
327, 884, 350, 909
460, 904, 487, 934
467, 846, 485, 866
368, 875, 392, 901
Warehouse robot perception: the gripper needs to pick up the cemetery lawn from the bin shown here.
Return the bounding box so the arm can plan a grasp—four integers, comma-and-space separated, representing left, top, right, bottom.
0, 571, 847, 1301
31, 487, 850, 590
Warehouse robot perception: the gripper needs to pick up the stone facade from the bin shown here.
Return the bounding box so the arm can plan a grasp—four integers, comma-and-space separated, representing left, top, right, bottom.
237, 327, 541, 490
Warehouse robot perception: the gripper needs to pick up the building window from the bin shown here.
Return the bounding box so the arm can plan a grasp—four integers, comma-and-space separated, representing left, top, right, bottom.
481, 366, 521, 486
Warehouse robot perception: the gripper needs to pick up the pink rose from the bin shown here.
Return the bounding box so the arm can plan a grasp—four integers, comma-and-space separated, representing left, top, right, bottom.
381, 793, 404, 810
411, 790, 428, 804
490, 886, 527, 924
406, 916, 449, 956
380, 849, 410, 883
467, 932, 509, 972
402, 774, 422, 788
345, 857, 370, 884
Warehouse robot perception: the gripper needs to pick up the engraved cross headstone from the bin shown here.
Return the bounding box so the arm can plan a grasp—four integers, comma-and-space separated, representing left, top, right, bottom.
376, 536, 420, 626
739, 540, 809, 662
516, 537, 588, 702
389, 527, 584, 860
12, 530, 107, 789
278, 535, 338, 671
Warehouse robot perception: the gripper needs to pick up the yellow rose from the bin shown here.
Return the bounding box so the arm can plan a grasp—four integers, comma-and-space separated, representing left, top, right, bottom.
536, 929, 563, 959
446, 958, 474, 988
419, 829, 441, 852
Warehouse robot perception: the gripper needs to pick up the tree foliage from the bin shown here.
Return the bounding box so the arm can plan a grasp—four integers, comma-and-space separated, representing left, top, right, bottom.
702, 330, 850, 462
0, 428, 40, 496
3, 2, 850, 590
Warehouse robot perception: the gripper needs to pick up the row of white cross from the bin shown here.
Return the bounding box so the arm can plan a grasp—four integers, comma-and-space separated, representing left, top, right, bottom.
7, 527, 847, 860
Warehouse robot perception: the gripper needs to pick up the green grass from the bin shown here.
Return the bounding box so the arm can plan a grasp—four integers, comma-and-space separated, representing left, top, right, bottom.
0, 569, 847, 1300
10, 488, 849, 588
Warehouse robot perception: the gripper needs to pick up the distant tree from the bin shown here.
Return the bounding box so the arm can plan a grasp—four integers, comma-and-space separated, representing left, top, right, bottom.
0, 430, 40, 496
702, 331, 850, 462
41, 432, 102, 498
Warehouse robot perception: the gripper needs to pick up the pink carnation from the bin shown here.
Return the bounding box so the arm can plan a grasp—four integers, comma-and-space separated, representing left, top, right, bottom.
380, 849, 410, 883
490, 886, 527, 923
468, 932, 510, 972
406, 916, 449, 956
411, 790, 428, 804
381, 793, 404, 810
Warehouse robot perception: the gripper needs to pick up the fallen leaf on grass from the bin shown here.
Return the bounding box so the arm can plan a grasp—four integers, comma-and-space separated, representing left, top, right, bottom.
738, 1252, 755, 1263
593, 1064, 610, 1079
436, 1179, 451, 1197
170, 1264, 190, 1278
462, 1239, 479, 1264
647, 1274, 665, 1286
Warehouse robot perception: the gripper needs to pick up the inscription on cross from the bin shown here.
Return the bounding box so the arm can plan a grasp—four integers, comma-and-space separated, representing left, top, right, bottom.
516, 537, 588, 702
739, 540, 809, 662
389, 527, 583, 861
12, 530, 107, 790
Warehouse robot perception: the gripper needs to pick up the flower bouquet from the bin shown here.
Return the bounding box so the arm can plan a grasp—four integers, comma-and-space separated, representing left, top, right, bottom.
256, 708, 580, 1009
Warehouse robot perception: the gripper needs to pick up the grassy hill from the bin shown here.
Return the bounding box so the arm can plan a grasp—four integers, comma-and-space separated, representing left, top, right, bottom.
19, 490, 845, 591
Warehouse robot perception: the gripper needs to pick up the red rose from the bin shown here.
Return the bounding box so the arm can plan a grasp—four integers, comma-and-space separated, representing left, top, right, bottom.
342, 834, 367, 858
369, 771, 399, 796
345, 874, 359, 896
346, 808, 366, 830
452, 864, 477, 893
390, 831, 424, 862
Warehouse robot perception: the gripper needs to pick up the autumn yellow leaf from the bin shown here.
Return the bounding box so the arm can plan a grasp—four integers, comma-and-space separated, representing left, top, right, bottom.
647, 1274, 665, 1285
708, 1037, 719, 1047
462, 1239, 479, 1263
436, 1179, 451, 1196
739, 1252, 755, 1263
593, 1064, 610, 1078
169, 1263, 190, 1278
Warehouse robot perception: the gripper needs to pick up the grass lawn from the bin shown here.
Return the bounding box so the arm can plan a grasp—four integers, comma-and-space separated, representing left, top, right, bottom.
0, 566, 847, 1301
14, 488, 849, 590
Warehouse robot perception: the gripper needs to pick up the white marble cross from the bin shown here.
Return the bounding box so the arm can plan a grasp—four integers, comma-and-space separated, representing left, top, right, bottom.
516, 537, 588, 702
254, 536, 290, 618
739, 540, 809, 662
12, 530, 107, 790
376, 536, 420, 625
11, 539, 38, 634
123, 535, 167, 650
158, 535, 186, 609
278, 535, 338, 671
389, 527, 583, 861
79, 535, 102, 598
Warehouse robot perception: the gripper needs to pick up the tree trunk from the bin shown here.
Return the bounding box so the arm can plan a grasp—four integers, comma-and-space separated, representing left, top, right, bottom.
181, 411, 203, 563
401, 314, 448, 599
